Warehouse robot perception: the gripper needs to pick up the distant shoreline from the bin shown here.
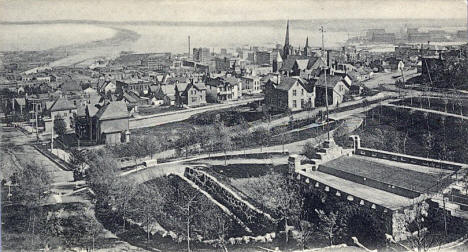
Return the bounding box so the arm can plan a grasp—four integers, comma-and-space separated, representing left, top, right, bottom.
1, 18, 466, 32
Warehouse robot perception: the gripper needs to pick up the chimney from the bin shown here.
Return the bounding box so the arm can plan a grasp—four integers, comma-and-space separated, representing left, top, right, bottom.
188, 36, 191, 58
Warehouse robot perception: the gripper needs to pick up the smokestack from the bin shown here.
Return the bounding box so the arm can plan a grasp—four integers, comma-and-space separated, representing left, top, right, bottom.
188, 36, 191, 58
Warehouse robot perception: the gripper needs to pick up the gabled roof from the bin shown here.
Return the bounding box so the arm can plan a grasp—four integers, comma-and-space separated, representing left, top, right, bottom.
95, 101, 129, 121
314, 75, 345, 88
121, 91, 143, 103
280, 55, 309, 71
275, 77, 300, 91
50, 97, 76, 112
60, 81, 82, 92
77, 104, 100, 117
295, 59, 309, 70
206, 76, 239, 87
193, 82, 206, 90
14, 98, 26, 106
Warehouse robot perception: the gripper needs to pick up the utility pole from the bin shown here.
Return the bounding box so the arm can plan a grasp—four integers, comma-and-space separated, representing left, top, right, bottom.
320, 26, 330, 140
51, 116, 54, 151
35, 103, 39, 142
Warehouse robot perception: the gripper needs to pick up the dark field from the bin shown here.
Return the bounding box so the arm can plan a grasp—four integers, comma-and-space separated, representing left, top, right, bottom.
320, 156, 450, 193
207, 163, 288, 179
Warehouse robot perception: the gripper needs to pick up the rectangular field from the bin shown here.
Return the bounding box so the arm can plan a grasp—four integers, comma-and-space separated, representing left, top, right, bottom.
319, 155, 451, 193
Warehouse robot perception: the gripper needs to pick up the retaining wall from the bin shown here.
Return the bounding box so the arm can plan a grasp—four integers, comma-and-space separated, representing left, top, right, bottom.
184, 167, 277, 235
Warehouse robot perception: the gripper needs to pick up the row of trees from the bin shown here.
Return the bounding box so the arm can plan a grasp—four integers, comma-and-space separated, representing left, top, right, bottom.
84, 150, 235, 251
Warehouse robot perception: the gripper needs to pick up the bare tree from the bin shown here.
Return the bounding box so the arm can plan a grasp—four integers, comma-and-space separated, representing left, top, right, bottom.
315, 209, 345, 246
297, 220, 314, 251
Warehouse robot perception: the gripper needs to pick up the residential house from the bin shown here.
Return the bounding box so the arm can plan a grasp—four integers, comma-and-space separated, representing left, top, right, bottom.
116, 80, 151, 96
97, 79, 117, 94
206, 76, 242, 102
175, 81, 207, 107
120, 91, 149, 110
75, 103, 100, 141
240, 75, 261, 94
264, 76, 315, 112
314, 75, 349, 107
47, 97, 77, 133
95, 101, 130, 145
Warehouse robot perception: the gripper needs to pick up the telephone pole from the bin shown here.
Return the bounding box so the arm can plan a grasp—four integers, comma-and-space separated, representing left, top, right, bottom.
320, 26, 330, 140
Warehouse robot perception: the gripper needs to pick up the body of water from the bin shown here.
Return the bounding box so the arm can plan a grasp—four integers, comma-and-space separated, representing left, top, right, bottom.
0, 23, 352, 54
0, 24, 116, 51
0, 20, 465, 66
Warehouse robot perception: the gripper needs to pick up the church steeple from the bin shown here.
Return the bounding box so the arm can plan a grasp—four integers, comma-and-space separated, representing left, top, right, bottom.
282, 20, 293, 60
303, 36, 310, 56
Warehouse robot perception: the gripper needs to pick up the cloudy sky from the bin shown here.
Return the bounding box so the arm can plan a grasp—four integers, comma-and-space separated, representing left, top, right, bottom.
0, 0, 467, 22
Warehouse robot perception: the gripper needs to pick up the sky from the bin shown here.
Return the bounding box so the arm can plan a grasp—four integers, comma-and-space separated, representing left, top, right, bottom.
0, 0, 467, 22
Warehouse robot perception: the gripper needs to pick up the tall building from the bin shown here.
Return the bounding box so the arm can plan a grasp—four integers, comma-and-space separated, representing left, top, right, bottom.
282, 20, 294, 60
256, 51, 274, 66
193, 48, 211, 63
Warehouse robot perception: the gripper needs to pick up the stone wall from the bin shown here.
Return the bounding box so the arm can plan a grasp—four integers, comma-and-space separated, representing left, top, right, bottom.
184, 167, 277, 235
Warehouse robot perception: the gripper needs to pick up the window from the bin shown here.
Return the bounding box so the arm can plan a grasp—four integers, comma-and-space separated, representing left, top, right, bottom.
301, 99, 304, 107
301, 89, 304, 95
293, 100, 297, 108
292, 90, 297, 96
192, 97, 197, 102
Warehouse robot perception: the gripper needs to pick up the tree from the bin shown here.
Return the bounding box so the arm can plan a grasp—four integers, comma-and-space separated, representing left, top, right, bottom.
422, 132, 434, 158
234, 129, 252, 156
138, 135, 161, 159
69, 148, 87, 180
393, 202, 434, 252
255, 174, 301, 244
297, 220, 314, 251
215, 122, 233, 165
84, 207, 104, 252
110, 178, 138, 231
173, 188, 200, 252
39, 209, 65, 251
176, 129, 198, 158
315, 209, 344, 246
128, 183, 163, 248
12, 162, 52, 235
302, 141, 317, 160
198, 199, 232, 252
53, 115, 67, 140
252, 126, 271, 152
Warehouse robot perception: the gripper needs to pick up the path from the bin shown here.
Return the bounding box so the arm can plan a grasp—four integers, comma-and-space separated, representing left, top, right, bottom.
0, 125, 149, 252
123, 116, 363, 184
382, 103, 468, 120
129, 97, 262, 129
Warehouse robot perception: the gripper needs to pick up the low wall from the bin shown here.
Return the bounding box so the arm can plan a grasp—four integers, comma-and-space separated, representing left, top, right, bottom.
355, 147, 462, 171
184, 167, 276, 235
319, 164, 420, 198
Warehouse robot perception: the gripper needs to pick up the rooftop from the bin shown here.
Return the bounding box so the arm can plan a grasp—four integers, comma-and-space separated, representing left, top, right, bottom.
95, 101, 129, 121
